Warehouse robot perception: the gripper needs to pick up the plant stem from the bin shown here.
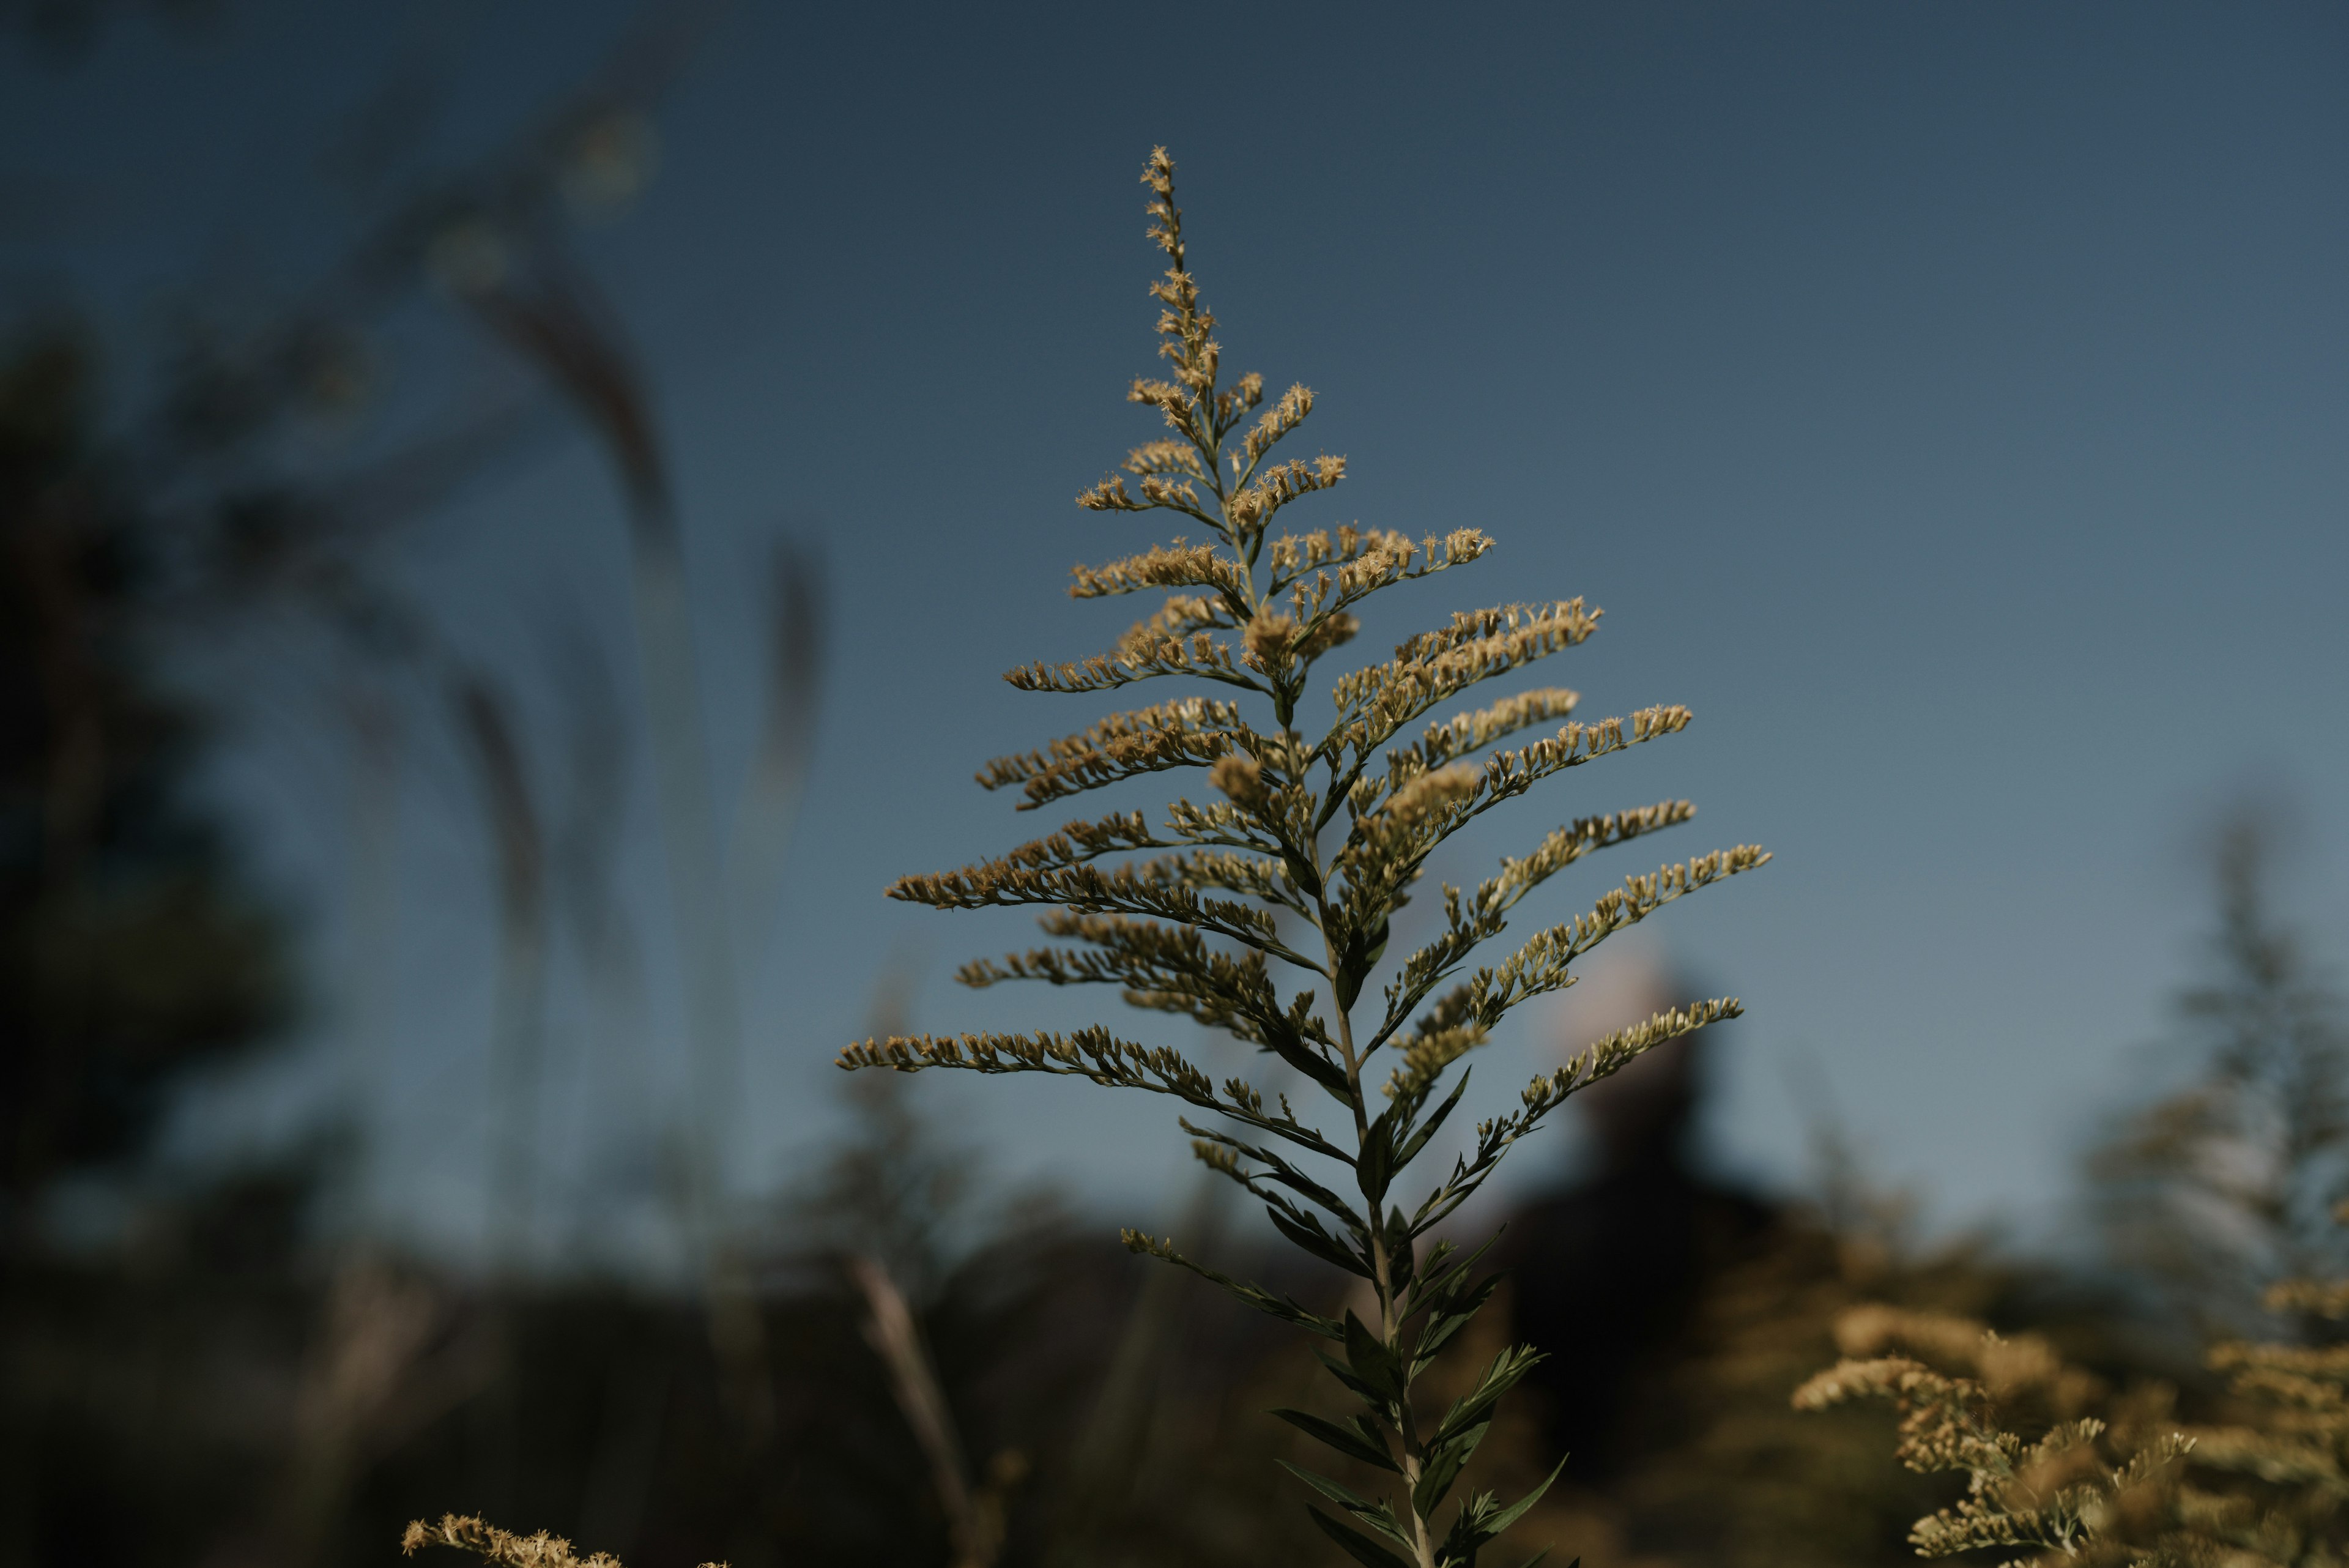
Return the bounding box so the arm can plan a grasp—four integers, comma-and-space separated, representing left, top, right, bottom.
1318, 877, 1438, 1568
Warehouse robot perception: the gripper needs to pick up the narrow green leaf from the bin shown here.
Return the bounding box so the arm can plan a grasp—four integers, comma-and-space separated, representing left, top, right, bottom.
1413, 1271, 1505, 1371
1408, 1229, 1501, 1314
1126, 1230, 1343, 1339
1440, 1489, 1497, 1566
1480, 1454, 1568, 1542
1178, 1118, 1369, 1238
1266, 1027, 1354, 1098
1412, 1419, 1488, 1517
1398, 1070, 1472, 1164
1271, 1408, 1401, 1473
1357, 1104, 1398, 1205
1277, 1457, 1400, 1542
1278, 1458, 1389, 1520
1281, 1463, 1417, 1553
1308, 1507, 1415, 1568
1268, 1206, 1374, 1279
1436, 1343, 1544, 1447
1386, 1206, 1416, 1293
1343, 1310, 1408, 1403
1348, 1411, 1400, 1463
1334, 912, 1387, 1011
1316, 1348, 1393, 1411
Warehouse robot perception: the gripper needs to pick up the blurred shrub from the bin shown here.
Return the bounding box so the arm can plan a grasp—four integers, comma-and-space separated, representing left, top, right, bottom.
0, 327, 286, 1231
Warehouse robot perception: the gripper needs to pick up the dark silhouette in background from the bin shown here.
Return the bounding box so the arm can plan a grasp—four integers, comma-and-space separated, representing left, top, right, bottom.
1503, 1001, 1778, 1482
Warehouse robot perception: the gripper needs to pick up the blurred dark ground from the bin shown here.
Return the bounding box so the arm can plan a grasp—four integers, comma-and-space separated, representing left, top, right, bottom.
6, 7, 2347, 1568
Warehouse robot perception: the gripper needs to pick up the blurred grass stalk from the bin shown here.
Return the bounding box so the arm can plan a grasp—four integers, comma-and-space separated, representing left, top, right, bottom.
453, 674, 549, 1273
729, 542, 825, 960
466, 264, 754, 1383
459, 255, 823, 1435
848, 1253, 1006, 1568
336, 687, 403, 1213
467, 266, 744, 1257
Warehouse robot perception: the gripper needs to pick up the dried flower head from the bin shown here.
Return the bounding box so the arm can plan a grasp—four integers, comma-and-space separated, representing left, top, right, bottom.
401, 1515, 724, 1568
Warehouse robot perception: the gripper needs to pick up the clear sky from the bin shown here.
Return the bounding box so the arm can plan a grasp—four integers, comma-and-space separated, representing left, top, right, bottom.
9, 1, 2346, 1265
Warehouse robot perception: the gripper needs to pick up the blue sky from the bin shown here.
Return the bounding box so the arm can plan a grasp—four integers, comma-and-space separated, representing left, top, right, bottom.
9, 1, 2346, 1264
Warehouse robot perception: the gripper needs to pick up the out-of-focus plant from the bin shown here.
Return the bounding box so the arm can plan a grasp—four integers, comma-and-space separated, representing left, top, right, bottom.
1794, 1305, 2192, 1566
1800, 1249, 2349, 1568
2186, 1252, 2349, 1562
0, 327, 288, 1240
833, 146, 1768, 1568
2090, 805, 2349, 1336
1802, 811, 2349, 1568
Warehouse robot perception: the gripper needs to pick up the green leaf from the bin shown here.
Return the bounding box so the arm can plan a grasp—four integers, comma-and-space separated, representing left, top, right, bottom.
1308, 1506, 1416, 1568
1268, 1206, 1374, 1279
1413, 1271, 1504, 1372
1271, 1408, 1401, 1473
1398, 1071, 1472, 1164
1334, 913, 1389, 1011
1348, 1411, 1403, 1465
1316, 1348, 1393, 1410
1419, 1252, 1502, 1318
1408, 1230, 1501, 1314
1412, 1419, 1488, 1517
1180, 1117, 1363, 1220
1481, 1454, 1568, 1541
1435, 1344, 1544, 1448
1343, 1310, 1408, 1404
1357, 1104, 1398, 1205
1264, 1025, 1355, 1098
1440, 1490, 1498, 1567
1126, 1230, 1343, 1339
1278, 1458, 1386, 1517
1386, 1208, 1417, 1295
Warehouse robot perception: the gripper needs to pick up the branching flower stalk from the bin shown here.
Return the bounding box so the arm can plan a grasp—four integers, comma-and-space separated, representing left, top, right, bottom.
840, 148, 1768, 1568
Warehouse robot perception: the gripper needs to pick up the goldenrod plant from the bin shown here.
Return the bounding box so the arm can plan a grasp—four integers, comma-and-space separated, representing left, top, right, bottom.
1794, 1306, 2192, 1566
837, 147, 1768, 1568
2188, 1260, 2349, 1564
1795, 1269, 2349, 1568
